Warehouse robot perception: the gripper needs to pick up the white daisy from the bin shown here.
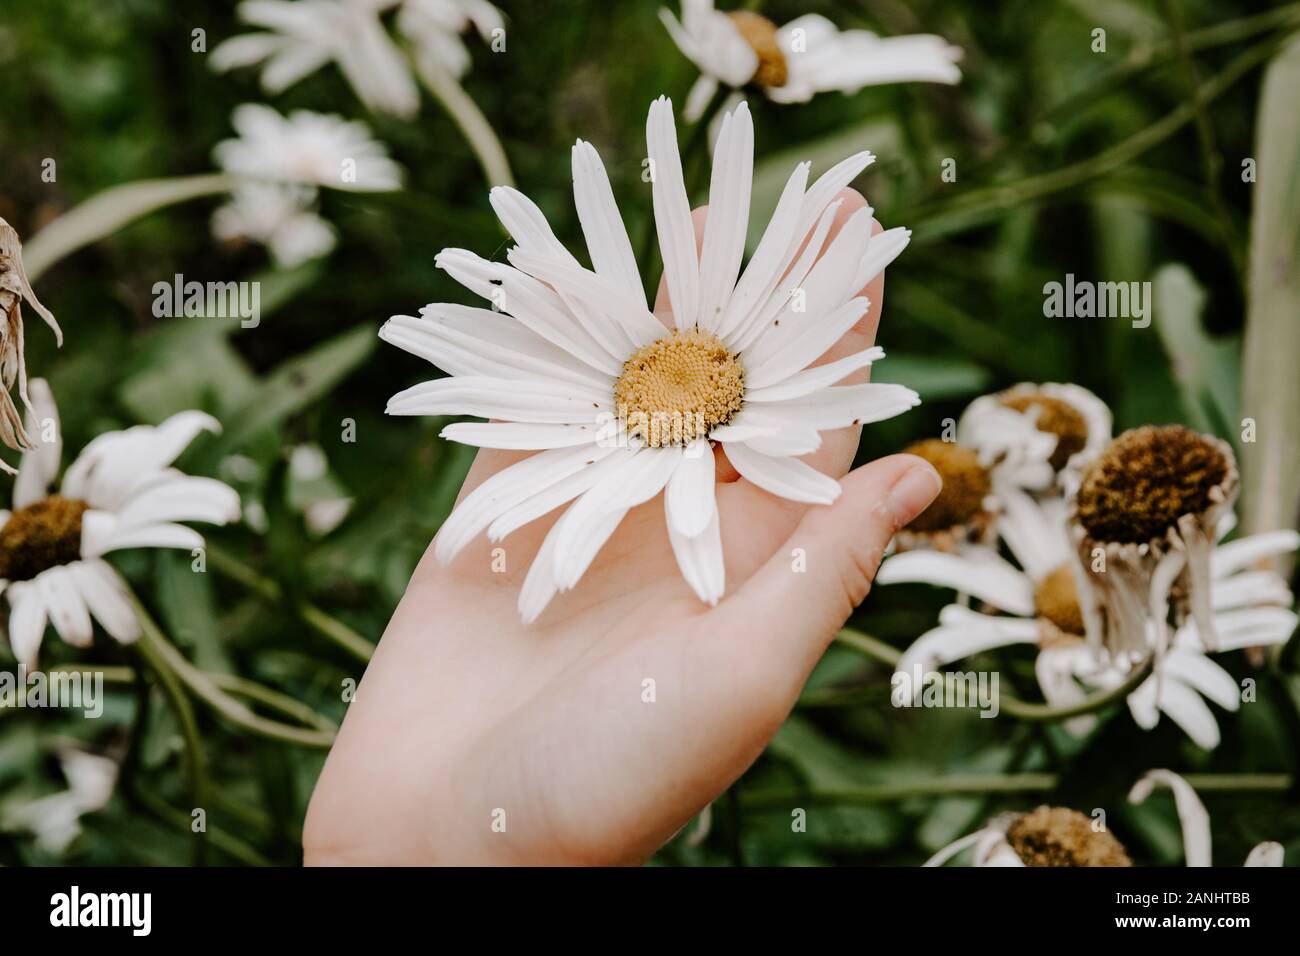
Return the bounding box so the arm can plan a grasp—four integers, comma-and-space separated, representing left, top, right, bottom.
214, 104, 405, 193
958, 382, 1112, 494
212, 182, 338, 267
396, 0, 503, 79
879, 489, 1298, 748
660, 2, 962, 120
211, 0, 421, 118
0, 380, 242, 668
4, 748, 117, 855
380, 97, 920, 623
925, 806, 1133, 867
1069, 425, 1240, 660
1128, 770, 1283, 867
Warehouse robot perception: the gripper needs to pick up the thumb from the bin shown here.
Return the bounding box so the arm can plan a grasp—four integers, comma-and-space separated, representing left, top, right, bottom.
723, 454, 942, 676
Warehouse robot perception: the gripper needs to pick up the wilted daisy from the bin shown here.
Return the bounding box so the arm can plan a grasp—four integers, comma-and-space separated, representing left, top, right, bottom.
215, 104, 405, 193
3, 748, 117, 855
880, 490, 1298, 748
1069, 425, 1239, 660
381, 97, 920, 622
661, 2, 962, 120
212, 183, 338, 267
925, 806, 1132, 867
211, 0, 421, 118
888, 438, 998, 552
959, 382, 1112, 494
0, 381, 241, 667
0, 218, 63, 466
1128, 770, 1283, 866
396, 0, 504, 79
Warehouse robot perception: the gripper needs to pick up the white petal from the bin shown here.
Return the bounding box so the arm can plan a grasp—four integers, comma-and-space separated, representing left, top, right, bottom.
667, 506, 724, 604
695, 102, 753, 332
1158, 680, 1222, 750
744, 347, 882, 403
441, 422, 602, 451
488, 448, 635, 542
744, 297, 871, 389
795, 151, 874, 243
896, 615, 1036, 704
6, 584, 48, 668
736, 383, 919, 432
1128, 770, 1212, 866
850, 226, 911, 293
434, 444, 619, 564
385, 376, 609, 422
572, 139, 646, 307
876, 549, 1036, 616
717, 161, 810, 341
1161, 649, 1240, 711
665, 439, 716, 537
996, 486, 1071, 581
488, 186, 579, 264
1244, 842, 1284, 867
67, 560, 140, 643
725, 442, 840, 504
1211, 530, 1300, 578
14, 378, 61, 509
647, 97, 699, 329
36, 566, 93, 648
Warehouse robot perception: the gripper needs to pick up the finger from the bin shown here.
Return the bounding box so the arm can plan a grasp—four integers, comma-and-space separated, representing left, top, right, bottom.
712, 454, 941, 694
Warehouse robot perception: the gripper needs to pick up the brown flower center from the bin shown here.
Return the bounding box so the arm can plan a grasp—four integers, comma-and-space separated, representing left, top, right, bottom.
0, 495, 89, 582
1034, 563, 1085, 636
901, 439, 990, 533
613, 329, 744, 448
1006, 806, 1132, 867
1002, 393, 1088, 472
1076, 425, 1229, 544
727, 11, 788, 88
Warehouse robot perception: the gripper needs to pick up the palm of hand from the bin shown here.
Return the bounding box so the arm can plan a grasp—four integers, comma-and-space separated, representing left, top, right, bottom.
305, 193, 936, 865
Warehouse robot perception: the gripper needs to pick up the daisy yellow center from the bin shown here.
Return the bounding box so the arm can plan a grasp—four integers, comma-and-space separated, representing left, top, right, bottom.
1076, 425, 1229, 544
1006, 807, 1132, 867
901, 439, 990, 533
1002, 393, 1088, 472
1034, 563, 1085, 637
613, 329, 745, 448
0, 495, 89, 582
728, 11, 789, 88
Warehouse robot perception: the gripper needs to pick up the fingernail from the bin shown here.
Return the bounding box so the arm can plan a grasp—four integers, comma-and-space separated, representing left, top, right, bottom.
886, 463, 942, 527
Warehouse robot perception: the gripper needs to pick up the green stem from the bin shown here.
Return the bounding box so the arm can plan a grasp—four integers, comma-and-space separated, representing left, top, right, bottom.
1161, 0, 1241, 276
132, 594, 337, 749
133, 789, 271, 866
132, 641, 209, 866
742, 773, 1291, 808
206, 543, 375, 663
833, 627, 1155, 723
414, 58, 514, 188
911, 36, 1286, 239
23, 173, 233, 282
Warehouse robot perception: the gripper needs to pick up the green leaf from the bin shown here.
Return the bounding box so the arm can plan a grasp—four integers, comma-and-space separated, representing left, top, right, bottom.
1151, 263, 1240, 434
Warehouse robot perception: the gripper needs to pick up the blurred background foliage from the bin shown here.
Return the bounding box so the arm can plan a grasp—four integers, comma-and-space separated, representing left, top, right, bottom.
1, 0, 1298, 866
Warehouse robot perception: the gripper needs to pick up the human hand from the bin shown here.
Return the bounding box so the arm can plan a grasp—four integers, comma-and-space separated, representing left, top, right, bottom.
303, 188, 941, 865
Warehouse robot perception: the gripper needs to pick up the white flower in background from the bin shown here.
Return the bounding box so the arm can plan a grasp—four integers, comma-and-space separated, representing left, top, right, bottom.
4, 748, 117, 854
0, 380, 241, 667
381, 98, 920, 623
661, 1, 962, 120
211, 0, 421, 118
396, 0, 504, 79
215, 104, 405, 192
1128, 770, 1283, 867
1069, 425, 1239, 660
879, 490, 1298, 748
212, 183, 338, 267
925, 806, 1132, 867
959, 382, 1112, 494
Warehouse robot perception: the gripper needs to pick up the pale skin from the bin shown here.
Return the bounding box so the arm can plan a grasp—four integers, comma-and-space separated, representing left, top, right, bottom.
303, 188, 942, 865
